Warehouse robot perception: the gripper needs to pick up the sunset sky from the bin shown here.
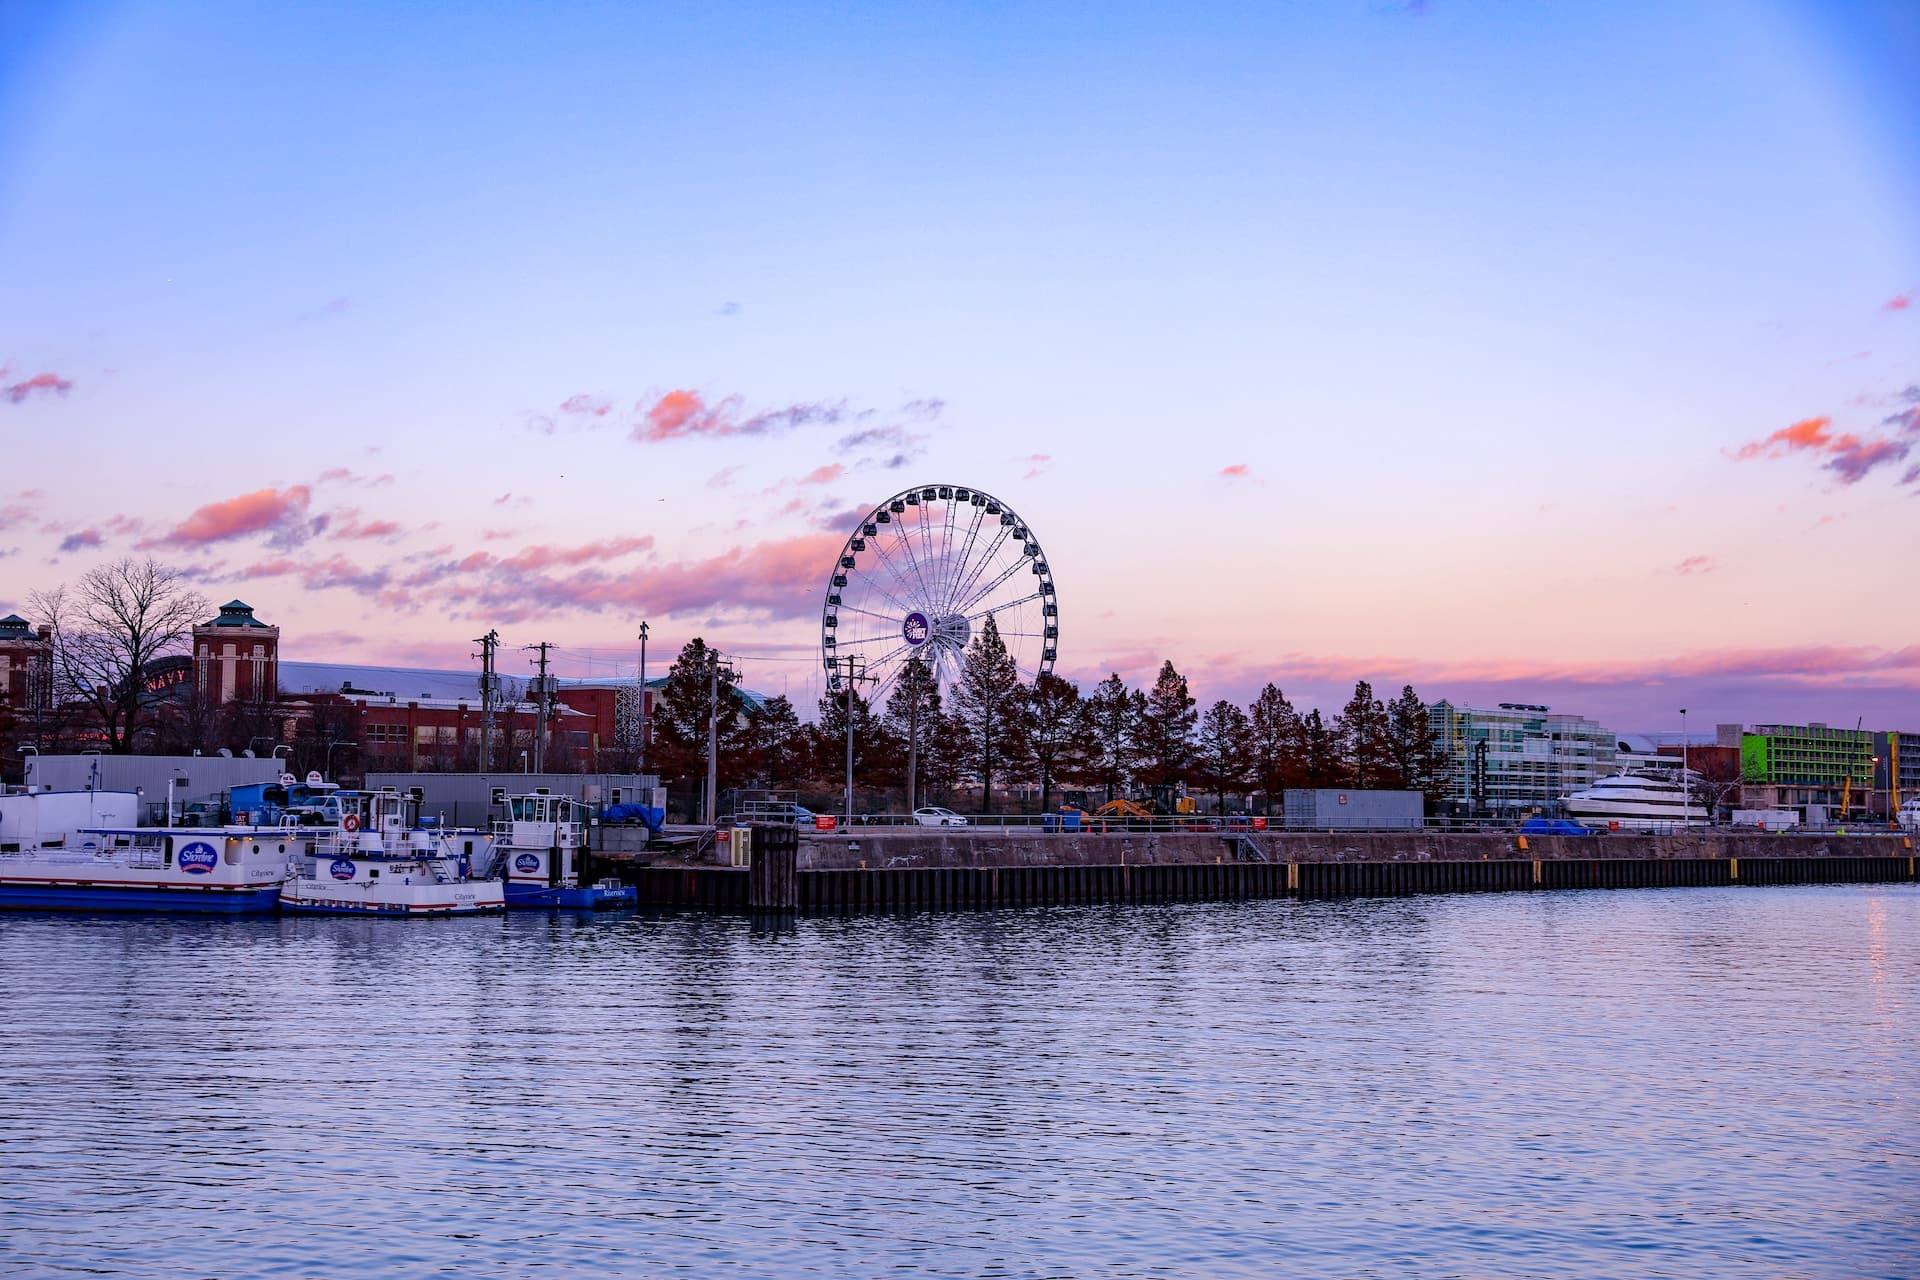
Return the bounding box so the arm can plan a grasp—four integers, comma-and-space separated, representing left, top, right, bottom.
3, 0, 1917, 732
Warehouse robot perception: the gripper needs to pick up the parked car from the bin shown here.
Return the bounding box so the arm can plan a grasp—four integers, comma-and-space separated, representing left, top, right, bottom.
913, 806, 968, 827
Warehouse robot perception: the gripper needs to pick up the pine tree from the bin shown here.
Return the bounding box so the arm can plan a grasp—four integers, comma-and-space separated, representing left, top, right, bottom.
1136, 659, 1198, 790
1082, 673, 1143, 803
813, 684, 892, 791
1195, 699, 1252, 813
1023, 671, 1084, 813
1247, 682, 1305, 813
1334, 680, 1395, 787
1385, 685, 1439, 802
951, 615, 1028, 813
1302, 708, 1341, 786
742, 694, 807, 790
883, 655, 942, 811
653, 638, 748, 793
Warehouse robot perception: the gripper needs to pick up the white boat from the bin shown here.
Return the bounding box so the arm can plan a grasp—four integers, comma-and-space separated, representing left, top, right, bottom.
1898, 797, 1920, 832
485, 792, 636, 910
0, 789, 290, 913
279, 788, 502, 917
1563, 769, 1709, 830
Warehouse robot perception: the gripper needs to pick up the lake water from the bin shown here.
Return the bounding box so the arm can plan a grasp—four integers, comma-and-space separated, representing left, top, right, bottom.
2, 886, 1916, 1278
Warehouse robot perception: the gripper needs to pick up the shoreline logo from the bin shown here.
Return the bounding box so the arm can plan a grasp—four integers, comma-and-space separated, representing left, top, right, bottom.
176, 842, 218, 875
328, 858, 357, 881
513, 853, 542, 875
902, 612, 930, 646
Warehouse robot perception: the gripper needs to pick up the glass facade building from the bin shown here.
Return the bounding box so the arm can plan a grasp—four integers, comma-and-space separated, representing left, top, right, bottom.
1427, 701, 1618, 816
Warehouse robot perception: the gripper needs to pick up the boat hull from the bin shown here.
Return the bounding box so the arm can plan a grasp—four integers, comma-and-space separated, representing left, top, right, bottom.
504, 881, 638, 910
0, 880, 282, 913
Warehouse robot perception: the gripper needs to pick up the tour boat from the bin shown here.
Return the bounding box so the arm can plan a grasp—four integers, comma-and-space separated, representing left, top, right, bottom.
1562, 769, 1709, 830
0, 789, 290, 913
487, 791, 637, 910
278, 787, 502, 917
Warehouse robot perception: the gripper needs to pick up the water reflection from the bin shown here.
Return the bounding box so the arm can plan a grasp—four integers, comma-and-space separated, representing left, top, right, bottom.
1, 885, 1915, 1277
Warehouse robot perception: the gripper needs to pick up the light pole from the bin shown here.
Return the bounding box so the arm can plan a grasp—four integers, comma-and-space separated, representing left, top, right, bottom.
835, 654, 873, 828
326, 740, 355, 781
1679, 708, 1689, 827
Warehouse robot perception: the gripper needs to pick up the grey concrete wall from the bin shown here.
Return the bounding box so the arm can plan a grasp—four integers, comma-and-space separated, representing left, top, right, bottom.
794, 828, 1915, 871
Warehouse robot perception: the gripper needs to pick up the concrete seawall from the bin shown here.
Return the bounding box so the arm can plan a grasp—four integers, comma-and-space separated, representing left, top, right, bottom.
791, 828, 1916, 871
584, 828, 1918, 914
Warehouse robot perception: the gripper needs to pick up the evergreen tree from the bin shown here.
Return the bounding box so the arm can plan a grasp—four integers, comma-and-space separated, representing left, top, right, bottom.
1195, 699, 1252, 813
1022, 671, 1084, 813
1385, 685, 1440, 802
883, 655, 942, 810
742, 693, 807, 790
1247, 682, 1305, 813
1334, 679, 1396, 787
951, 615, 1028, 813
1302, 708, 1341, 786
653, 638, 747, 794
1136, 659, 1198, 790
1082, 673, 1143, 803
813, 684, 892, 795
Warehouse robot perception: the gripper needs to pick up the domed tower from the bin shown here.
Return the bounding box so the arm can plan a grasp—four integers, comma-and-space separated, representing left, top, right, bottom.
194, 600, 280, 704
0, 613, 52, 712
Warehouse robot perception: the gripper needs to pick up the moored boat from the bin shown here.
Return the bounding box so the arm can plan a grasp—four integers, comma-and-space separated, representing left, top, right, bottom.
0, 789, 290, 913
1563, 769, 1708, 830
488, 792, 637, 910
278, 788, 502, 917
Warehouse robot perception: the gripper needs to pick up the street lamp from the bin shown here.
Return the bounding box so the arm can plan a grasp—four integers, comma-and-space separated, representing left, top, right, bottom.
637, 620, 650, 778
1679, 708, 1689, 827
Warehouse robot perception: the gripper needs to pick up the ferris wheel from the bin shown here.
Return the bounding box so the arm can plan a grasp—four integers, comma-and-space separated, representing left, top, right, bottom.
821, 483, 1058, 706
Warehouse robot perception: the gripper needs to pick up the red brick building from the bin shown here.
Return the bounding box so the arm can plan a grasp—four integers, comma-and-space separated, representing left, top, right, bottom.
0, 613, 52, 714
194, 600, 280, 705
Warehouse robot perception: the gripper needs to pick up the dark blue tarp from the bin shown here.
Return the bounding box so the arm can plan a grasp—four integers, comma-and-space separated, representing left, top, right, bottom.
1520, 817, 1596, 836
602, 804, 665, 834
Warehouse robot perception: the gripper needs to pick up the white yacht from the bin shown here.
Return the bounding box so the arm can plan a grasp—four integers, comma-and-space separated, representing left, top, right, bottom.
1563, 769, 1709, 830
279, 788, 502, 917
1898, 796, 1920, 832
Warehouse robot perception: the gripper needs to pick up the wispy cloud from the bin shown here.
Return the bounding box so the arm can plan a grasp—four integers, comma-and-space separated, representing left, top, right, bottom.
3, 371, 73, 404
798, 464, 844, 486
560, 394, 613, 418
1219, 463, 1256, 481
707, 466, 745, 489
1674, 554, 1716, 575
317, 467, 395, 488
1887, 293, 1912, 312
58, 529, 103, 553
835, 424, 926, 469
631, 391, 860, 444
1017, 453, 1052, 480
1731, 409, 1918, 487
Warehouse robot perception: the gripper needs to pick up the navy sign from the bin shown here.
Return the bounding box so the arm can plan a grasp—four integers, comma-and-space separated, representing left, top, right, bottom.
328, 858, 357, 881
176, 841, 218, 875
513, 853, 542, 874
902, 611, 930, 646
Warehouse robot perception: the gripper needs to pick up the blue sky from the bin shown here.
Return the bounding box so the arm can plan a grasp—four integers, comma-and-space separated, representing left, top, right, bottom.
2, 0, 1917, 731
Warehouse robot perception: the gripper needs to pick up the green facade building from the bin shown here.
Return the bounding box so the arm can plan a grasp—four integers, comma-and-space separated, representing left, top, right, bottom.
1740, 724, 1875, 812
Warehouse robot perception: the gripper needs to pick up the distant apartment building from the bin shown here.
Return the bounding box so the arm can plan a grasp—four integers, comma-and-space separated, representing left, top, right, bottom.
1426, 701, 1617, 816
1874, 731, 1920, 809
1739, 723, 1875, 813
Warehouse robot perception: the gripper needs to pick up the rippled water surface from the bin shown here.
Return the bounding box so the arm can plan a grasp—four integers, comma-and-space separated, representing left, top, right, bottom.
3, 886, 1917, 1278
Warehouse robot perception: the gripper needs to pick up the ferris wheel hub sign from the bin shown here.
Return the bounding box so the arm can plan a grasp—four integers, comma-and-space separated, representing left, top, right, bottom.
902, 612, 930, 646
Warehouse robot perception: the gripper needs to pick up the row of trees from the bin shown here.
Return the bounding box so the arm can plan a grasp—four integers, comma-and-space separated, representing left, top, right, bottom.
643, 618, 1443, 814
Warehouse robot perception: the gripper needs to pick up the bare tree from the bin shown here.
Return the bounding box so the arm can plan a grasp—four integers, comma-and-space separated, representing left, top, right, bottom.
31, 557, 209, 753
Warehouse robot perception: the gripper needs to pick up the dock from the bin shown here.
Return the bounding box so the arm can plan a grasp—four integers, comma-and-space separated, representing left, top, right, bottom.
583, 827, 1919, 914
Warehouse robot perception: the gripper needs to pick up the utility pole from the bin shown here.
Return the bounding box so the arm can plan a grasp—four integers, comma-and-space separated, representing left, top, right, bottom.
835, 655, 873, 828
474, 629, 498, 772
637, 621, 650, 779
526, 641, 553, 774
703, 646, 735, 826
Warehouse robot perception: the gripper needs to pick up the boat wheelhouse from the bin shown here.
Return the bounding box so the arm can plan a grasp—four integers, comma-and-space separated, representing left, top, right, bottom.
279, 788, 501, 916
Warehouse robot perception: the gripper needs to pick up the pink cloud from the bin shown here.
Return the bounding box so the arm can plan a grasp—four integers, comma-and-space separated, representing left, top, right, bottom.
1887, 293, 1912, 312
632, 391, 858, 444
332, 516, 404, 541
560, 394, 613, 417
152, 486, 312, 547
1826, 437, 1911, 484
495, 536, 653, 572
1674, 555, 1716, 575
318, 468, 395, 488
1732, 411, 1919, 487
798, 464, 844, 485
1731, 416, 1841, 460
3, 372, 73, 404
58, 529, 103, 552
1218, 464, 1255, 480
